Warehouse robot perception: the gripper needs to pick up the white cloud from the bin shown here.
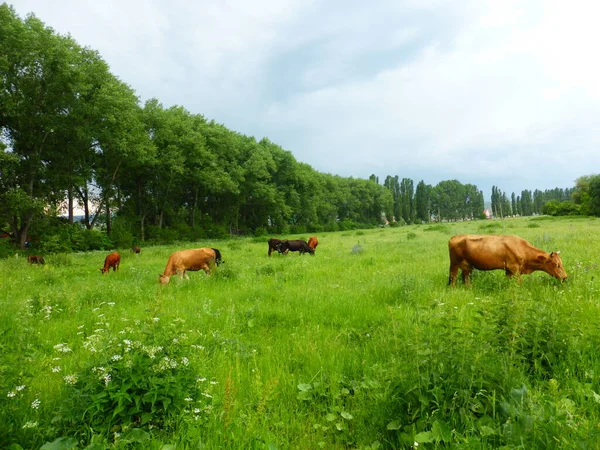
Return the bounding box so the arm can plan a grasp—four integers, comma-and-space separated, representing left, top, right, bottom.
8, 0, 600, 195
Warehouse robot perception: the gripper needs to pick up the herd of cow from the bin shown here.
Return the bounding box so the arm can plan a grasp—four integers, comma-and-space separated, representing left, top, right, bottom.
24, 233, 568, 287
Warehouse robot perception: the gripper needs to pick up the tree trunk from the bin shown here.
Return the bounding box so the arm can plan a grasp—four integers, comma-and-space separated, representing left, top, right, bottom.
106, 196, 112, 236
67, 184, 74, 225
140, 215, 146, 242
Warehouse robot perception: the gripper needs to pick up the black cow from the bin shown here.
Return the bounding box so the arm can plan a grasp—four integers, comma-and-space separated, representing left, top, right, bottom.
268, 238, 289, 256
278, 239, 315, 255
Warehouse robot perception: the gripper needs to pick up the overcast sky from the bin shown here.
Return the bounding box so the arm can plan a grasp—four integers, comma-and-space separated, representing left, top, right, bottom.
8, 0, 600, 198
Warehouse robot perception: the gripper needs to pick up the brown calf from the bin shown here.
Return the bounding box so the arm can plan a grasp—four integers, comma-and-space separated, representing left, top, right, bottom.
27, 255, 45, 265
100, 252, 121, 274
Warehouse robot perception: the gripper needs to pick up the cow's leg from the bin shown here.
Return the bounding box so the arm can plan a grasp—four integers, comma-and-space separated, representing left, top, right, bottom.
505, 266, 523, 284
202, 264, 211, 275
268, 246, 273, 257
449, 264, 459, 286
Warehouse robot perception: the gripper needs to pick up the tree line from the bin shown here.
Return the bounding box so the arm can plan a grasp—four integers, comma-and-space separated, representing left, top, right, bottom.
0, 5, 596, 254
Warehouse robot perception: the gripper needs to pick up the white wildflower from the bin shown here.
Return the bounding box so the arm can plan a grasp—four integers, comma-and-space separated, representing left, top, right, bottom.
202, 392, 212, 398
63, 374, 78, 385
51, 366, 62, 373
16, 385, 26, 391
181, 357, 189, 366
103, 373, 111, 386
107, 302, 115, 306
111, 354, 122, 362
197, 377, 207, 382
210, 380, 218, 385
31, 398, 41, 410
185, 397, 193, 402
193, 408, 201, 414
53, 343, 72, 353
7, 391, 16, 398
152, 317, 160, 322
22, 421, 38, 429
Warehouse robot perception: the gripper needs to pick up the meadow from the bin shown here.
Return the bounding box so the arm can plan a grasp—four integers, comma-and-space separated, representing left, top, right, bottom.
1, 216, 600, 449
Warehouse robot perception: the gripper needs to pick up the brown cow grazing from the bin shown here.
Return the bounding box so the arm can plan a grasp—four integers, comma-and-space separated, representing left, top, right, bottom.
448, 234, 567, 287
307, 236, 319, 251
268, 238, 289, 256
132, 246, 141, 254
27, 255, 45, 265
278, 239, 315, 255
159, 248, 223, 284
100, 252, 121, 274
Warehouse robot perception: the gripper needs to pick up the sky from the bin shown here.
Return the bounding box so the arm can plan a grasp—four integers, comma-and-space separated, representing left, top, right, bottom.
8, 0, 600, 199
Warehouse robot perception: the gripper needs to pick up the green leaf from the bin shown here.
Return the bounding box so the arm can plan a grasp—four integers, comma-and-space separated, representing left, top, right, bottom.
432, 420, 452, 442
325, 413, 336, 422
340, 411, 353, 420
297, 383, 312, 392
479, 425, 496, 437
414, 431, 434, 443
40, 437, 78, 450
119, 428, 150, 443
386, 421, 401, 430
83, 445, 106, 450
297, 391, 311, 401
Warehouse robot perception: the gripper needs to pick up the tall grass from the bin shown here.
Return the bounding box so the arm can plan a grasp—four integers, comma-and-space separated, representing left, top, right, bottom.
1, 217, 600, 449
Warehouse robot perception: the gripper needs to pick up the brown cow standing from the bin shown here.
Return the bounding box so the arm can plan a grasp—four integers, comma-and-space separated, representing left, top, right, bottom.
448, 234, 567, 287
132, 246, 141, 254
307, 236, 318, 251
100, 252, 121, 274
159, 248, 223, 284
268, 238, 289, 256
27, 255, 45, 265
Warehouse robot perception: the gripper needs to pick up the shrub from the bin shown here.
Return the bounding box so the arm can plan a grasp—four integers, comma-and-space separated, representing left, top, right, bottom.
55, 318, 216, 443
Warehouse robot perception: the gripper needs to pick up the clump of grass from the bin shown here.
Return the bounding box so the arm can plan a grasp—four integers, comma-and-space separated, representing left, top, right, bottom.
406, 232, 417, 240
50, 253, 73, 267
478, 222, 503, 232
527, 223, 541, 228
424, 224, 450, 233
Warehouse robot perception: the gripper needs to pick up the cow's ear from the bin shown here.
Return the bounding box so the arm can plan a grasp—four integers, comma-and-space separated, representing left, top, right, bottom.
537, 254, 547, 262
550, 252, 554, 257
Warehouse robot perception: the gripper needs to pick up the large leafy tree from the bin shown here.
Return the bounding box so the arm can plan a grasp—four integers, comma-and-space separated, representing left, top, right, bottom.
0, 6, 96, 246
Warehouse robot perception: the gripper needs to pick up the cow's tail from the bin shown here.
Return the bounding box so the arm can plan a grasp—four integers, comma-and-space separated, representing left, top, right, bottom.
212, 248, 224, 265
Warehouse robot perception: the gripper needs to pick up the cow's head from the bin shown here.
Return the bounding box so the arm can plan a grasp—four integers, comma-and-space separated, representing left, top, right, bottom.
158, 274, 171, 284
539, 251, 568, 280
100, 268, 108, 274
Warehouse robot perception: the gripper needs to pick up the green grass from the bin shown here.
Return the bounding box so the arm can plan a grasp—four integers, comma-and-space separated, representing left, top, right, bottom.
2, 217, 600, 449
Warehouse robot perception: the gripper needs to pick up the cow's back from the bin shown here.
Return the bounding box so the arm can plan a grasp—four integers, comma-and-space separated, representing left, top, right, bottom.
171, 248, 216, 270
450, 235, 528, 270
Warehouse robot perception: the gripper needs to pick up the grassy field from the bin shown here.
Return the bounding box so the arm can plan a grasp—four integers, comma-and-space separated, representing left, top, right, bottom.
2, 216, 600, 449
